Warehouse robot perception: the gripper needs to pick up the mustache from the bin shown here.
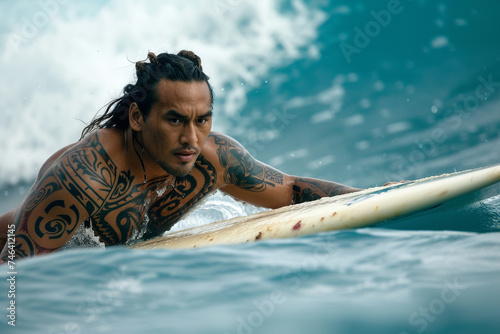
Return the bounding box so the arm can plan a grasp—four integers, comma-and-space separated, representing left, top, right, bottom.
172, 146, 199, 154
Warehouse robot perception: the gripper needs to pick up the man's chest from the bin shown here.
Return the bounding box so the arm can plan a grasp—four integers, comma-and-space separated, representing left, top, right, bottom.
88, 159, 218, 245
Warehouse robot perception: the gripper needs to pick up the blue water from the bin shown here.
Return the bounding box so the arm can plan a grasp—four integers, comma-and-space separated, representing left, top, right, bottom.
1, 0, 500, 333
2, 229, 500, 334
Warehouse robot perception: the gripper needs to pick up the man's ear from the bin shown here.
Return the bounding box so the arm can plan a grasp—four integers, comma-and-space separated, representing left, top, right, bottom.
129, 103, 143, 131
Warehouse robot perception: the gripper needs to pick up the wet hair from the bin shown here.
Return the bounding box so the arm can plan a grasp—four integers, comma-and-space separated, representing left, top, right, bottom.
80, 50, 214, 139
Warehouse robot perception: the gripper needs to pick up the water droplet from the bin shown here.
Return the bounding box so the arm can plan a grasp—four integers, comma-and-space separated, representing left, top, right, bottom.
431, 106, 438, 113
360, 98, 371, 109
374, 81, 385, 91
395, 81, 404, 90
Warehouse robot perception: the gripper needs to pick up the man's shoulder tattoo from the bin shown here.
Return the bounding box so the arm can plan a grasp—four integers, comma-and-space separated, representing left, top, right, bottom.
213, 134, 284, 192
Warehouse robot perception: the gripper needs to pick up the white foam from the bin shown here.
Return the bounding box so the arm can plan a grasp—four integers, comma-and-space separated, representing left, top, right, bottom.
0, 0, 326, 186
168, 190, 267, 232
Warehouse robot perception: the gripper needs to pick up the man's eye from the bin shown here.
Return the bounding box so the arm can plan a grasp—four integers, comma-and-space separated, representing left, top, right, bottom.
168, 118, 181, 124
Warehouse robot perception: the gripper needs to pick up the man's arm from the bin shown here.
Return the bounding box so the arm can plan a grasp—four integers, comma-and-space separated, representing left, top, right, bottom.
0, 165, 90, 263
291, 177, 360, 204
0, 137, 105, 263
207, 133, 360, 209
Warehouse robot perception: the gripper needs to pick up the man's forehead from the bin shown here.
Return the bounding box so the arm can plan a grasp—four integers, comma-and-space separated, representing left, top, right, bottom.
156, 79, 211, 104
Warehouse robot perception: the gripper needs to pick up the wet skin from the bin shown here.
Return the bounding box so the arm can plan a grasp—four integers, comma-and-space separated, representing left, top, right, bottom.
0, 79, 360, 262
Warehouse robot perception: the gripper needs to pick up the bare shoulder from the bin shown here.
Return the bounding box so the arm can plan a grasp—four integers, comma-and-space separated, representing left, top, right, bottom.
35, 129, 120, 182
200, 132, 251, 173
203, 131, 239, 150
202, 131, 247, 158
28, 130, 123, 220
201, 132, 236, 166
35, 141, 79, 182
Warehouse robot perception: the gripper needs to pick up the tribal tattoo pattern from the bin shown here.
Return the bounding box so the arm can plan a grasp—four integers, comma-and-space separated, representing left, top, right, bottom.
3, 132, 218, 260
213, 134, 284, 191
292, 177, 358, 204
143, 154, 217, 240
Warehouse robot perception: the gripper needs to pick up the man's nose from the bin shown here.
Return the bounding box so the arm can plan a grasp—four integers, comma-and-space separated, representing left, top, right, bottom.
180, 122, 198, 146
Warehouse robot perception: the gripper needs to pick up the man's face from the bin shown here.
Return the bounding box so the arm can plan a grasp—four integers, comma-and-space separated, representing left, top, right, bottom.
140, 79, 213, 177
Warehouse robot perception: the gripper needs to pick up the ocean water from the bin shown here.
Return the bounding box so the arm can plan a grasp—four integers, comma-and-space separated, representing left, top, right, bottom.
1, 0, 500, 333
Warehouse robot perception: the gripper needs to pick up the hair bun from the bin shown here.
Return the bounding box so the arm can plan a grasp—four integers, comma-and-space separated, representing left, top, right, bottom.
177, 50, 203, 70
135, 61, 147, 75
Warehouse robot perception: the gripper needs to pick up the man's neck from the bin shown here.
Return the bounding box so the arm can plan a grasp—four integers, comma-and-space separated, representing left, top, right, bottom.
124, 128, 171, 183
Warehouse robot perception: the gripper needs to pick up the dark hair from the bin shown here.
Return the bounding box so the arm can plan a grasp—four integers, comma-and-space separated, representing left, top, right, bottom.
80, 50, 214, 139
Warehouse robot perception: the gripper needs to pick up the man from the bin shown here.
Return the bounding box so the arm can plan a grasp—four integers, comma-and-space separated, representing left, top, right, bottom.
0, 50, 360, 262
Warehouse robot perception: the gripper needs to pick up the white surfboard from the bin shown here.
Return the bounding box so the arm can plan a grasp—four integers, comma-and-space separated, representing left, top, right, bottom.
132, 164, 500, 249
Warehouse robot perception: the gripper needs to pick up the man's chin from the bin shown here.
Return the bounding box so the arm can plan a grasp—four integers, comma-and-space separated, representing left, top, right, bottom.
159, 161, 196, 178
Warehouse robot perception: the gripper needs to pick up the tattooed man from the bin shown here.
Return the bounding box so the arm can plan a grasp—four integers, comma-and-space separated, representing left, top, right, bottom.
0, 50, 360, 262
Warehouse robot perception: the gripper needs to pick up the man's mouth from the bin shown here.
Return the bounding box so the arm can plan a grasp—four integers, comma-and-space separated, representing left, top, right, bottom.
174, 149, 197, 163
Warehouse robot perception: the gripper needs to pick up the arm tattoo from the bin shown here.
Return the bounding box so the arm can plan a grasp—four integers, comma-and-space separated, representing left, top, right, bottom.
7, 167, 83, 259
292, 177, 359, 204
213, 134, 284, 191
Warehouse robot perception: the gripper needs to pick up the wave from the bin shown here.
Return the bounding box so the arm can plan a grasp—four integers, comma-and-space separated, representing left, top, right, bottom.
0, 0, 326, 186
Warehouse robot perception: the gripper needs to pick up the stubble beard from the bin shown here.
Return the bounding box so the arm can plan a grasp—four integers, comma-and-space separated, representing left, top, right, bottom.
156, 158, 196, 178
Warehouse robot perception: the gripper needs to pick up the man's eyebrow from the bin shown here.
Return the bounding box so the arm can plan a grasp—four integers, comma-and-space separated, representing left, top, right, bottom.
164, 110, 213, 118
165, 110, 186, 118
201, 111, 214, 118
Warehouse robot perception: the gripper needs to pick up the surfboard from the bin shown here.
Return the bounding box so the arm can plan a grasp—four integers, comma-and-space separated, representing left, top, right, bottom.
131, 164, 500, 249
